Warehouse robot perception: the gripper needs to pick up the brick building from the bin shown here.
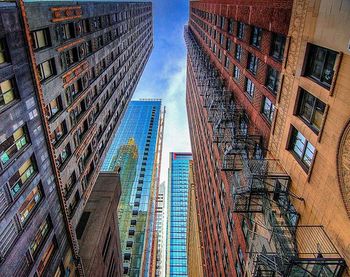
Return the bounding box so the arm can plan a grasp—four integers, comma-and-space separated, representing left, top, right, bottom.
268, 0, 350, 275
0, 1, 153, 276
185, 0, 348, 276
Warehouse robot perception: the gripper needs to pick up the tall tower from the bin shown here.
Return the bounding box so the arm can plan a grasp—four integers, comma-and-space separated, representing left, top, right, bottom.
0, 1, 153, 275
102, 99, 163, 277
166, 152, 192, 277
187, 160, 204, 277
184, 0, 348, 276
0, 3, 73, 276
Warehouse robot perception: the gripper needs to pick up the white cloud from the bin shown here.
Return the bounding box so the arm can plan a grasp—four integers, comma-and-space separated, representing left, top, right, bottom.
134, 56, 191, 184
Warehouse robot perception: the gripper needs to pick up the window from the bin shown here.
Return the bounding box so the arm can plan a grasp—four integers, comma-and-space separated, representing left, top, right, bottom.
31, 28, 51, 50
51, 121, 67, 145
219, 33, 224, 45
18, 185, 43, 224
0, 126, 29, 166
0, 38, 9, 64
228, 19, 234, 34
218, 49, 222, 61
233, 65, 240, 80
58, 143, 71, 167
0, 79, 16, 108
245, 78, 255, 98
289, 127, 315, 169
212, 43, 217, 54
47, 96, 62, 119
38, 59, 56, 81
250, 26, 262, 48
247, 53, 258, 75
61, 23, 75, 40
29, 218, 51, 257
297, 89, 326, 133
266, 66, 279, 93
219, 16, 225, 29
304, 44, 337, 88
9, 158, 36, 197
224, 56, 230, 69
235, 44, 242, 61
226, 39, 232, 51
37, 240, 56, 276
63, 47, 79, 68
237, 22, 244, 39
270, 33, 286, 61
262, 97, 275, 123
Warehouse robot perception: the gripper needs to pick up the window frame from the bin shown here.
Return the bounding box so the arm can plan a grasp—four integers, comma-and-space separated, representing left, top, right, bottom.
235, 44, 242, 61
265, 66, 279, 94
47, 96, 62, 120
31, 28, 51, 51
233, 65, 240, 80
0, 125, 30, 168
304, 43, 338, 89
297, 89, 326, 134
228, 18, 234, 34
38, 59, 56, 82
29, 217, 52, 258
289, 127, 316, 170
18, 184, 43, 225
0, 78, 17, 109
247, 53, 258, 75
261, 96, 275, 123
270, 33, 286, 62
9, 157, 37, 198
250, 26, 262, 48
245, 78, 255, 99
237, 21, 244, 40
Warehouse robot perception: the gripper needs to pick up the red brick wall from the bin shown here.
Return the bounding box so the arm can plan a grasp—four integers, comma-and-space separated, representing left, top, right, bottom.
189, 0, 292, 146
186, 0, 292, 275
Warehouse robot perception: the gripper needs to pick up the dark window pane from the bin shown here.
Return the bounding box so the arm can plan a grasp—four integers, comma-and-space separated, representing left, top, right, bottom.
305, 44, 337, 88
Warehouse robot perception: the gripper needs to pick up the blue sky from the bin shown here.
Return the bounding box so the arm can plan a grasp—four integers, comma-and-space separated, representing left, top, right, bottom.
133, 0, 191, 183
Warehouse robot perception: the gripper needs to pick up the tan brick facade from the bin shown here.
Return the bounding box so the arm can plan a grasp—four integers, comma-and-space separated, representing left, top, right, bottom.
270, 0, 350, 274
187, 161, 204, 277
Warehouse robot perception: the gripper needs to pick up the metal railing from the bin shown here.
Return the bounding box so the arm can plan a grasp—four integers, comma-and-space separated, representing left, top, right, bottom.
184, 25, 346, 277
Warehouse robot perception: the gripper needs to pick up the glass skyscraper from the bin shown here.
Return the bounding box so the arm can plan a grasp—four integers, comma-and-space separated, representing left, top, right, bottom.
102, 100, 162, 276
166, 152, 192, 277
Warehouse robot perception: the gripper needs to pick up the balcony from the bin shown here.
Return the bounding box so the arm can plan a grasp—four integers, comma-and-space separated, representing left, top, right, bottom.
251, 226, 346, 277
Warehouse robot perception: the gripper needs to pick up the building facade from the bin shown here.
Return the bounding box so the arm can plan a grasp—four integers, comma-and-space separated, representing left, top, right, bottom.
155, 181, 166, 277
166, 152, 192, 277
0, 3, 73, 276
0, 1, 153, 276
23, 0, 153, 229
187, 161, 203, 277
185, 0, 348, 276
102, 100, 162, 276
268, 0, 350, 275
185, 0, 293, 275
77, 171, 123, 277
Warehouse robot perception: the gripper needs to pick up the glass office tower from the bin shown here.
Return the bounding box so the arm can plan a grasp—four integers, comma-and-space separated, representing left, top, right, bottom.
102, 100, 162, 276
166, 152, 192, 277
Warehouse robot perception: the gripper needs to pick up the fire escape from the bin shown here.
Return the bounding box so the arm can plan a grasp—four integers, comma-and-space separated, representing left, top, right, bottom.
184, 25, 346, 277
